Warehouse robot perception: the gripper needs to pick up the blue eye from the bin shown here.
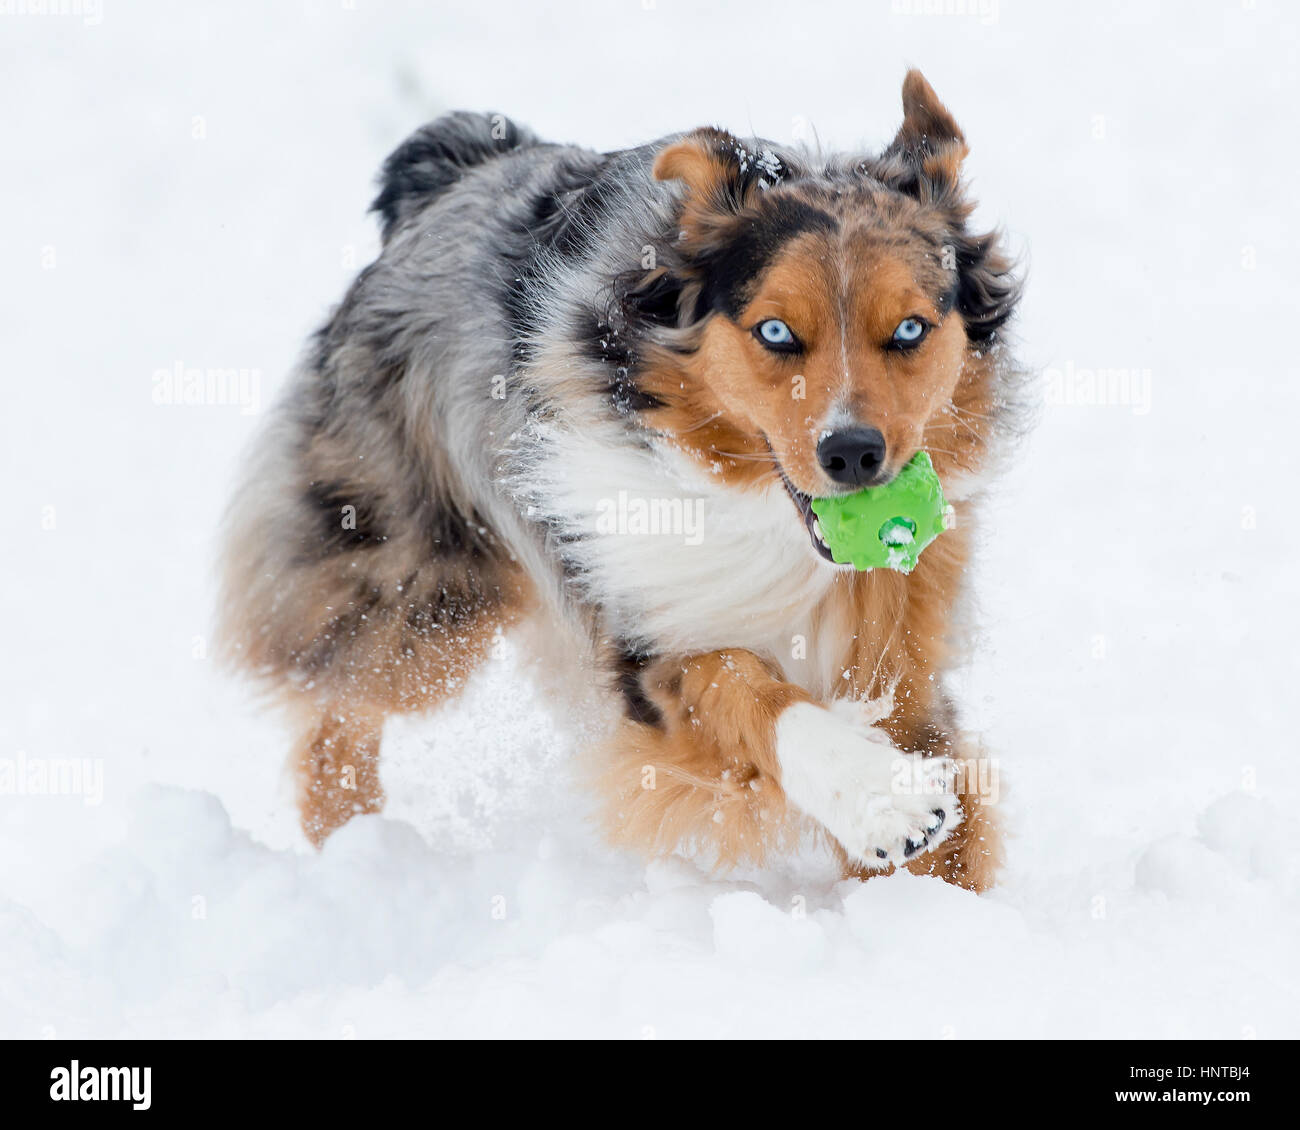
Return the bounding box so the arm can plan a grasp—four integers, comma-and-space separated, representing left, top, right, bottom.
754, 318, 799, 351
892, 318, 928, 345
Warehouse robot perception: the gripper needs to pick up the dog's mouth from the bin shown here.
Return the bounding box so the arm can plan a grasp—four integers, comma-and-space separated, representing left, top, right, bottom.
775, 465, 837, 563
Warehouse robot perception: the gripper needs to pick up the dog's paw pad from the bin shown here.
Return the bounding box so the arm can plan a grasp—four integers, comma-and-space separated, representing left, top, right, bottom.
775, 703, 963, 869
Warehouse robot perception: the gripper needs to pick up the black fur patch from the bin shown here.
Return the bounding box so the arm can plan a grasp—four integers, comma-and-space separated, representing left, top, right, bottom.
402, 580, 487, 635
426, 504, 493, 560
613, 646, 663, 728
692, 196, 838, 319
302, 479, 494, 564
372, 111, 539, 241
304, 479, 389, 554
584, 316, 665, 414
952, 231, 1020, 344
293, 579, 386, 672
617, 266, 682, 328
498, 154, 612, 365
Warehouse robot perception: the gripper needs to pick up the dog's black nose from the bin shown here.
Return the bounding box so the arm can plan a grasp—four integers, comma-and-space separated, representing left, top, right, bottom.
816, 428, 887, 487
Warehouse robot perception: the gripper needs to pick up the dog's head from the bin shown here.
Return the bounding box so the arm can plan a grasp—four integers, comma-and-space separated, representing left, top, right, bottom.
625, 71, 1020, 562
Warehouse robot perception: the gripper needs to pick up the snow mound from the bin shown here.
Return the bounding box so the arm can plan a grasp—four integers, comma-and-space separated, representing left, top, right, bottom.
4, 786, 1297, 1038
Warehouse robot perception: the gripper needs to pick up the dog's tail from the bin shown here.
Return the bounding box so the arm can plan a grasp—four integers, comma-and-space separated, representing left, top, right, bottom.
371, 111, 541, 241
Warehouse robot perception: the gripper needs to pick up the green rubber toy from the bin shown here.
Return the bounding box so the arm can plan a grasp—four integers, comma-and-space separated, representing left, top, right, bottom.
810, 451, 953, 573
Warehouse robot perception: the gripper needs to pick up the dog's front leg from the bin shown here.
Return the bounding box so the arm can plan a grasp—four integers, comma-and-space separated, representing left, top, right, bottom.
828, 573, 1005, 890
597, 648, 961, 870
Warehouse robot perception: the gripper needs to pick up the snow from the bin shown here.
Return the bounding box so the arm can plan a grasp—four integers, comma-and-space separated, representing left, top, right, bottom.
3, 0, 1298, 1038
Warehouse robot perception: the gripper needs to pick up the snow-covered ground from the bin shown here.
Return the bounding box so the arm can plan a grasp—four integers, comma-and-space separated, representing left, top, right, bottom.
3, 0, 1298, 1038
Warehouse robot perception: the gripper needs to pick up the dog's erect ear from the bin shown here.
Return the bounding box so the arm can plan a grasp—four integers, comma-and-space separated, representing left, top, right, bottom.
894, 69, 965, 152
879, 70, 969, 200
654, 127, 787, 249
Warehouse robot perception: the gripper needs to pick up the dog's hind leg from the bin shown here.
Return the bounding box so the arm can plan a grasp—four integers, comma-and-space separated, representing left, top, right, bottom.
281, 551, 532, 847
290, 704, 386, 848
221, 489, 534, 846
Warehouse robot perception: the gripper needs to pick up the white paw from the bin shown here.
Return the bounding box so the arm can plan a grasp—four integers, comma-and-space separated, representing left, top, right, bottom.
775, 700, 962, 868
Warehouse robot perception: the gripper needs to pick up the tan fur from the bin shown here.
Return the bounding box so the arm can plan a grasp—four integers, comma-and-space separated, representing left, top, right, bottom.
597, 649, 810, 867
292, 705, 386, 848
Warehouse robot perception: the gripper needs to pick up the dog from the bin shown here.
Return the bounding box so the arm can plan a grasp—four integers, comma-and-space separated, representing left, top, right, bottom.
218, 70, 1024, 890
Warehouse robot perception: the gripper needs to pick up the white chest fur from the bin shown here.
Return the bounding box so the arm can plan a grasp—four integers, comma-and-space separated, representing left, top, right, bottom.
531, 424, 846, 683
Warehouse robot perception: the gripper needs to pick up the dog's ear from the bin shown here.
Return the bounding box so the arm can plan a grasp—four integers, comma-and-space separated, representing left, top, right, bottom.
871, 73, 1019, 344
877, 70, 969, 201
617, 264, 683, 327
654, 127, 787, 250
893, 69, 966, 153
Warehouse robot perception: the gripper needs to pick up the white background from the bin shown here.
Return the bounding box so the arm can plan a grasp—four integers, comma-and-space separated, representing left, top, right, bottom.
2, 0, 1297, 1037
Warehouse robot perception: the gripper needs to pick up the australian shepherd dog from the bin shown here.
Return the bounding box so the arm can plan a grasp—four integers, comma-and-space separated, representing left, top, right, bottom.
218, 71, 1024, 891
